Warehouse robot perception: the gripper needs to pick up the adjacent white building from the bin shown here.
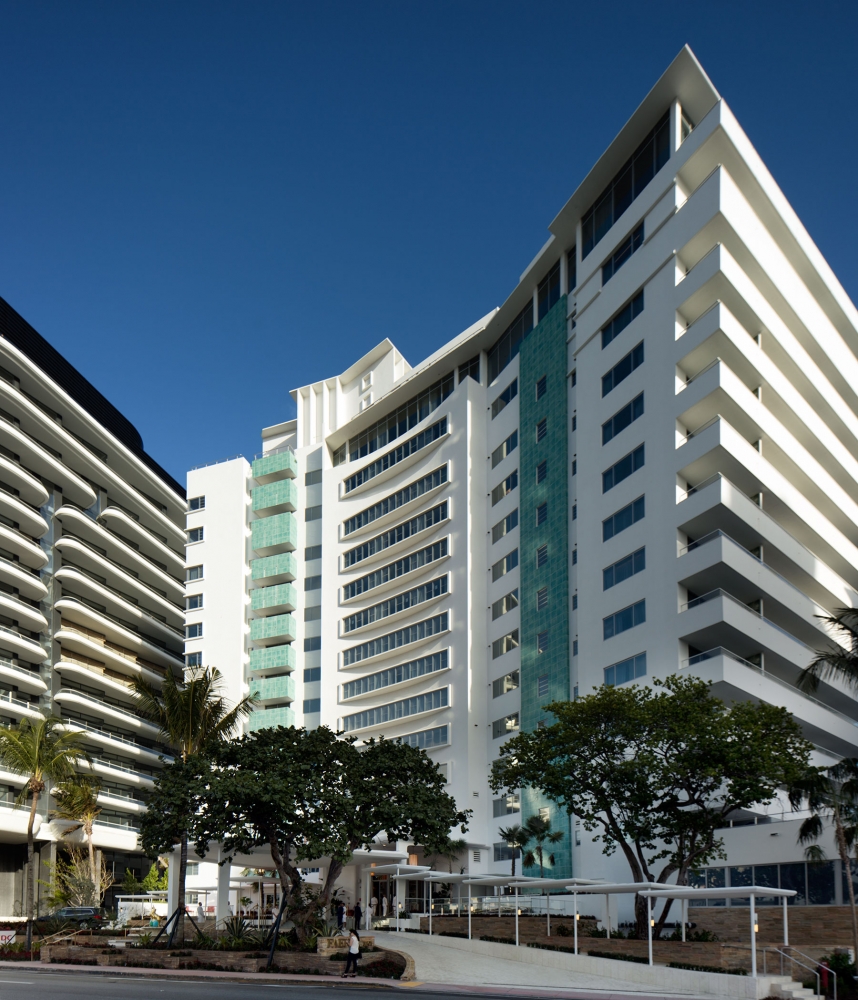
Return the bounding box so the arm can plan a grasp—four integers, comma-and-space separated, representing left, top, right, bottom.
187, 46, 858, 913
0, 295, 186, 914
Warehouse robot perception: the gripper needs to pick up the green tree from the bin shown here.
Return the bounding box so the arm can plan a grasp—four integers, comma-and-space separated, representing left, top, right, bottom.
432, 836, 468, 874
53, 776, 102, 894
789, 758, 858, 961
141, 861, 169, 891
497, 824, 530, 877
122, 867, 141, 894
521, 814, 563, 878
0, 717, 88, 950
131, 664, 255, 941
491, 675, 811, 938
163, 726, 468, 944
799, 608, 858, 693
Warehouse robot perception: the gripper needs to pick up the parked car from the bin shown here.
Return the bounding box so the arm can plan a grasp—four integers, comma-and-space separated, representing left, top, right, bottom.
40, 907, 107, 927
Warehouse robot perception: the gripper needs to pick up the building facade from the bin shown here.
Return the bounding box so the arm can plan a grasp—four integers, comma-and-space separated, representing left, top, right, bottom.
0, 297, 186, 914
186, 47, 858, 910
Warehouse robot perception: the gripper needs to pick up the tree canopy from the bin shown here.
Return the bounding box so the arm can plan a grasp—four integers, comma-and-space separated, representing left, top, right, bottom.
490, 675, 812, 937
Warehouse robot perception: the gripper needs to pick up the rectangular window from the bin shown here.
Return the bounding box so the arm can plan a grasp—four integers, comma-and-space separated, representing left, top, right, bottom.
492, 669, 520, 697
303, 698, 321, 713
537, 674, 549, 698
572, 548, 577, 565
343, 687, 448, 732
491, 378, 518, 418
570, 369, 577, 387
189, 496, 205, 511
571, 459, 577, 475
305, 545, 322, 560
304, 469, 322, 486
343, 501, 447, 567
188, 527, 204, 543
492, 548, 519, 582
492, 713, 520, 738
396, 724, 449, 750
343, 539, 448, 601
536, 587, 548, 610
185, 652, 202, 668
603, 599, 646, 639
537, 630, 549, 653
304, 667, 321, 682
493, 793, 520, 817
602, 289, 644, 348
536, 544, 548, 567
602, 341, 644, 397
536, 418, 547, 442
304, 605, 322, 622
571, 415, 577, 432
572, 594, 578, 610
332, 443, 346, 466
538, 261, 561, 321
604, 652, 647, 686
567, 247, 577, 292
304, 575, 322, 591
345, 417, 447, 493
342, 651, 448, 700
573, 639, 579, 656
492, 508, 519, 543
536, 375, 547, 400
602, 225, 644, 285
186, 594, 203, 610
536, 461, 547, 483
344, 467, 447, 535
186, 623, 203, 639
342, 576, 448, 633
304, 636, 322, 652
536, 502, 547, 526
603, 444, 644, 493
491, 470, 518, 506
603, 495, 645, 541
492, 590, 519, 620
492, 629, 519, 659
603, 547, 646, 590
603, 392, 644, 445
458, 355, 480, 383
343, 613, 449, 666
572, 504, 577, 520
186, 564, 203, 581
305, 505, 322, 521
488, 301, 534, 383
581, 109, 670, 258
491, 431, 518, 468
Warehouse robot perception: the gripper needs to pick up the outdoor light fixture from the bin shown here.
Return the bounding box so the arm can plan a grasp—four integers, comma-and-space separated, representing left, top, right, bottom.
754, 922, 759, 932
650, 919, 655, 927
575, 913, 579, 921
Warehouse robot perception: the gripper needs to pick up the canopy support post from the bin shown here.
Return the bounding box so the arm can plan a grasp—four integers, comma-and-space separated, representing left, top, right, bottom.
750, 894, 757, 978
647, 895, 653, 967
782, 894, 788, 946
573, 892, 578, 956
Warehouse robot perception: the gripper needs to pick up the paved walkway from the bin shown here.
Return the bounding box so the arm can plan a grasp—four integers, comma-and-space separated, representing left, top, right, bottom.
374, 932, 706, 997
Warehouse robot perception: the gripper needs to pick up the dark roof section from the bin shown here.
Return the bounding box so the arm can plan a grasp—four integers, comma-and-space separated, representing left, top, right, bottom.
0, 296, 185, 500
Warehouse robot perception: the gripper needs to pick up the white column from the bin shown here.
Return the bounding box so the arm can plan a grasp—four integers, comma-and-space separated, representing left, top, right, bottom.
167, 850, 180, 915
396, 874, 402, 933
750, 895, 757, 978
647, 896, 653, 966
428, 881, 433, 936
468, 883, 472, 940
514, 886, 519, 946
546, 894, 550, 937
573, 893, 578, 956
782, 895, 788, 946
216, 861, 231, 924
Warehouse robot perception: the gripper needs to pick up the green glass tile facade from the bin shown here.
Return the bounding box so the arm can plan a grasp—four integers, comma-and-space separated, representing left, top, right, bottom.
251, 512, 297, 554
251, 552, 298, 583
249, 672, 296, 704
518, 294, 573, 879
249, 644, 296, 673
251, 583, 298, 614
251, 450, 297, 482
248, 705, 296, 731
250, 613, 296, 644
252, 479, 298, 513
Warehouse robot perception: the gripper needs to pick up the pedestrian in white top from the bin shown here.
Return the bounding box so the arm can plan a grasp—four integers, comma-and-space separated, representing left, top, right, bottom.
342, 930, 360, 977
381, 896, 389, 918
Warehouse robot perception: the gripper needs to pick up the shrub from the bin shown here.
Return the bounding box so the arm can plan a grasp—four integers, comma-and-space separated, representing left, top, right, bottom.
480, 934, 515, 945
587, 949, 648, 964
359, 958, 404, 979
668, 961, 747, 975
555, 924, 571, 937
527, 942, 575, 954
438, 931, 469, 939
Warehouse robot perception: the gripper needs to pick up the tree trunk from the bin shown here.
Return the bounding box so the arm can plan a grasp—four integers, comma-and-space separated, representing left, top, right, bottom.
834, 813, 858, 963
25, 788, 39, 953
176, 831, 188, 943
86, 822, 97, 897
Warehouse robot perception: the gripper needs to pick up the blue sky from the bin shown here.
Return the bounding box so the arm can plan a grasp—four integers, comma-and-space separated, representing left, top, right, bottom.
1, 1, 856, 485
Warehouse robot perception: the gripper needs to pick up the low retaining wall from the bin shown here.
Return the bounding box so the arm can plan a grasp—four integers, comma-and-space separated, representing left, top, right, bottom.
689, 905, 854, 946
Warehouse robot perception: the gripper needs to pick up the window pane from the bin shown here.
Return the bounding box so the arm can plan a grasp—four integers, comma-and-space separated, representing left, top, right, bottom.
807, 860, 835, 905
780, 862, 807, 905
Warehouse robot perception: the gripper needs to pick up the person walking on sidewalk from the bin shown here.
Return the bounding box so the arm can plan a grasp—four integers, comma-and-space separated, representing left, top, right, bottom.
342, 930, 360, 978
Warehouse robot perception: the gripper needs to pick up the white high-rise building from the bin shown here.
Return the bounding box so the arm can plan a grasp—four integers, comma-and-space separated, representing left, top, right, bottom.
0, 296, 186, 914
187, 46, 857, 912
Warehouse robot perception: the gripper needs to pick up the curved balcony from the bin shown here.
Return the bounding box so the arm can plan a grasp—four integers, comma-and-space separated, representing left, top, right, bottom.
55, 506, 184, 601
55, 537, 182, 628
55, 565, 183, 643
58, 719, 168, 765
54, 660, 139, 707
0, 487, 48, 539
0, 454, 49, 507
82, 756, 156, 789
0, 591, 47, 633
54, 688, 161, 737
0, 623, 48, 664
55, 598, 183, 671
0, 522, 47, 570
99, 506, 185, 571
0, 659, 47, 695
0, 553, 48, 601
0, 413, 95, 507
55, 625, 167, 685
0, 689, 44, 720
96, 789, 147, 814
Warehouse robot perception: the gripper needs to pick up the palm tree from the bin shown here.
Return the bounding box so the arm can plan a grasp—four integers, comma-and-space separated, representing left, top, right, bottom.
497, 824, 530, 877
433, 836, 468, 874
0, 717, 88, 951
53, 776, 102, 892
789, 759, 858, 962
131, 665, 256, 940
522, 814, 564, 878
799, 608, 858, 693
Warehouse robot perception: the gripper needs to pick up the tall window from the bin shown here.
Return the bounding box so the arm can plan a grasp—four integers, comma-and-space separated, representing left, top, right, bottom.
537, 261, 561, 321
536, 419, 547, 442
536, 588, 548, 610
488, 305, 534, 383
536, 461, 547, 483
492, 590, 519, 619
567, 247, 577, 292
603, 392, 644, 444
536, 502, 547, 525
602, 342, 644, 397
491, 378, 518, 418
459, 355, 480, 383
492, 509, 519, 544
602, 290, 644, 349
535, 375, 547, 400
537, 630, 549, 653
492, 670, 520, 697
602, 444, 645, 493
492, 549, 519, 582
491, 470, 518, 505
602, 224, 644, 285
492, 431, 518, 468
492, 630, 519, 659
536, 544, 548, 567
